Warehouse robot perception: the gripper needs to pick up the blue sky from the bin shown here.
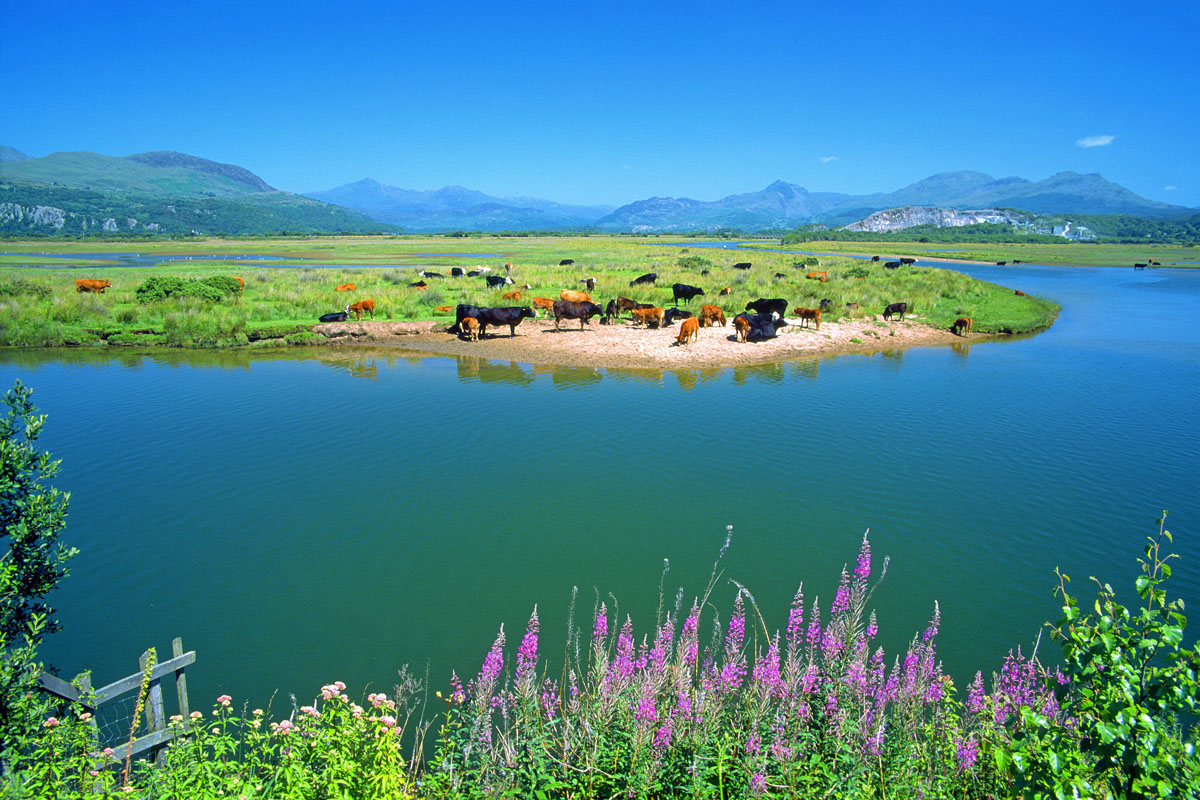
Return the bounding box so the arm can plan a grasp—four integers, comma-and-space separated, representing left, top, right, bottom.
2, 0, 1197, 207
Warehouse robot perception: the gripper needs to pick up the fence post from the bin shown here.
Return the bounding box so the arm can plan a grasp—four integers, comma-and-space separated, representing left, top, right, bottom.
172, 637, 190, 720
139, 649, 165, 763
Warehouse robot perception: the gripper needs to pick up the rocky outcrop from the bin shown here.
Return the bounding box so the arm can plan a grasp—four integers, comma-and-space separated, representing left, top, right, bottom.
0, 202, 66, 228
843, 206, 1025, 233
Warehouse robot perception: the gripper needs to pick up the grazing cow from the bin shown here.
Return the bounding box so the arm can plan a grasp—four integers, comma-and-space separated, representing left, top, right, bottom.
883, 261, 901, 270
348, 299, 375, 320
733, 315, 751, 343
1134, 263, 1148, 270
699, 304, 726, 328
560, 289, 592, 304
451, 304, 536, 337
579, 277, 596, 292
629, 272, 657, 287
899, 257, 916, 265
663, 307, 694, 326
819, 298, 832, 311
745, 298, 788, 319
418, 271, 444, 278
671, 283, 705, 304
234, 276, 244, 294
1014, 290, 1027, 296
505, 262, 513, 275
772, 272, 786, 279
552, 300, 603, 330
75, 278, 112, 294
882, 302, 907, 321
559, 259, 575, 266
846, 302, 860, 310
532, 297, 557, 314
950, 316, 973, 336
435, 305, 453, 313
1150, 260, 1161, 266
462, 317, 480, 341
871, 255, 881, 262
502, 290, 522, 300
318, 310, 348, 323
996, 261, 1007, 266
409, 280, 428, 288
612, 296, 642, 317
806, 271, 829, 281
735, 312, 787, 342
732, 262, 752, 270
631, 307, 665, 328
1012, 260, 1022, 264
718, 286, 732, 296
486, 275, 515, 289
793, 307, 822, 330
450, 267, 465, 277
700, 269, 710, 276
676, 316, 700, 346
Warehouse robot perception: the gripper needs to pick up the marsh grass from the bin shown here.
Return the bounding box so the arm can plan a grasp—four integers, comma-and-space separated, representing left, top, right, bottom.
0, 236, 1059, 347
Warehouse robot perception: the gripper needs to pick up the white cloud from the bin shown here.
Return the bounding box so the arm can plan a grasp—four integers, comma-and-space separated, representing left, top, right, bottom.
1164, 185, 1178, 191
1076, 134, 1116, 148
820, 155, 838, 163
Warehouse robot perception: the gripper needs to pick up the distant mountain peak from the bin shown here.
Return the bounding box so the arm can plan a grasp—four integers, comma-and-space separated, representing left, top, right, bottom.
0, 145, 31, 162
126, 151, 273, 191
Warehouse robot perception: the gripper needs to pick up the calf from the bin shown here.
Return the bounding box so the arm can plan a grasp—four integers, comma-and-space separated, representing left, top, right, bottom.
732, 262, 752, 270
560, 289, 593, 304
335, 283, 356, 292
234, 276, 244, 294
318, 310, 348, 323
718, 286, 732, 296
552, 299, 603, 330
675, 316, 699, 346
738, 312, 787, 342
846, 302, 860, 310
614, 296, 642, 317
462, 316, 480, 341
1014, 290, 1027, 296
348, 299, 375, 320
502, 290, 522, 300
435, 305, 453, 313
733, 315, 751, 343
629, 272, 657, 287
883, 261, 901, 270
486, 275, 515, 289
950, 316, 973, 336
409, 280, 429, 288
793, 307, 821, 330
671, 283, 705, 304
532, 297, 557, 314
663, 307, 694, 326
805, 271, 829, 281
75, 278, 112, 293
631, 307, 665, 328
745, 298, 788, 319
559, 259, 575, 266
883, 302, 907, 321
699, 304, 726, 327
579, 277, 596, 291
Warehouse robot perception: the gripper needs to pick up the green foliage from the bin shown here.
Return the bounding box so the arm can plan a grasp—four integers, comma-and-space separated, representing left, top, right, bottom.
677, 255, 715, 270
0, 279, 50, 300
784, 222, 1068, 245
134, 275, 240, 304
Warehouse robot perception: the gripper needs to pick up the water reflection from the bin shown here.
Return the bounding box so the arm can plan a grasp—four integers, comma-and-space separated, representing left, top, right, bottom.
951, 342, 971, 360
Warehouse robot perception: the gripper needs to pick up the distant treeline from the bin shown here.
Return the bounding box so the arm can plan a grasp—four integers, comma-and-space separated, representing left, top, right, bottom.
782, 215, 1200, 245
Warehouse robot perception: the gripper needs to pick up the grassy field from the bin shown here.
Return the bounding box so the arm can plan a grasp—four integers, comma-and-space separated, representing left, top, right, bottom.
742, 239, 1200, 268
0, 236, 1059, 348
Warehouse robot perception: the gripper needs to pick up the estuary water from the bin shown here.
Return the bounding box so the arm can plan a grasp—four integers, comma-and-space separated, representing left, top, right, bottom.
2, 262, 1198, 718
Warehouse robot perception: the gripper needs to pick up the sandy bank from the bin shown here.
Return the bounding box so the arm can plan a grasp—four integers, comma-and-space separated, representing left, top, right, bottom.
314, 314, 981, 369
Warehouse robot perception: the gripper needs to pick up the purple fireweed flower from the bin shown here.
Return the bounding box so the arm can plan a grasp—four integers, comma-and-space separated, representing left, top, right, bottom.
635, 681, 657, 725
745, 731, 761, 754
831, 568, 851, 616
650, 615, 674, 671
594, 603, 608, 642
865, 611, 878, 640
750, 772, 767, 796
925, 679, 945, 704
540, 679, 558, 721
516, 606, 539, 688
966, 672, 986, 715
753, 633, 783, 699
854, 530, 871, 582
675, 688, 693, 720
994, 647, 1039, 724
654, 717, 674, 750
681, 604, 700, 669
865, 721, 886, 756
719, 595, 748, 692
824, 689, 839, 715
786, 584, 804, 650
922, 603, 940, 643
472, 625, 506, 708
806, 597, 822, 648
606, 616, 636, 688
843, 661, 868, 695
800, 664, 821, 697
955, 734, 979, 772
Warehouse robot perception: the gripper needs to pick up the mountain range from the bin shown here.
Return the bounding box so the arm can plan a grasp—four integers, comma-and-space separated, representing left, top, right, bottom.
2, 145, 1195, 237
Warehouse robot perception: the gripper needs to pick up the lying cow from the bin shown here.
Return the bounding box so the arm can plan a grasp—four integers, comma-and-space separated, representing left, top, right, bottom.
629, 272, 657, 287
552, 299, 603, 330
883, 302, 908, 321
450, 267, 465, 277
335, 283, 356, 292
319, 310, 349, 323
735, 312, 787, 342
631, 307, 665, 328
502, 290, 522, 300
805, 271, 829, 281
663, 307, 694, 326
560, 289, 592, 304
745, 298, 788, 319
675, 316, 699, 346
409, 280, 429, 288
419, 271, 444, 278
559, 259, 575, 266
1014, 290, 1027, 296
793, 307, 821, 330
671, 283, 705, 304
486, 275, 515, 289
950, 316, 973, 336
699, 304, 726, 327
75, 278, 112, 293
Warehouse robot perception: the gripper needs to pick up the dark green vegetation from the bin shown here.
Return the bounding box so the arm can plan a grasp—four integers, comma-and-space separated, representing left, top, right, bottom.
0, 237, 1058, 348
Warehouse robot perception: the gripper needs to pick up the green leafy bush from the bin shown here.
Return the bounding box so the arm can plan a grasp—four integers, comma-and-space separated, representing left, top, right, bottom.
134, 276, 240, 304
0, 279, 51, 299
677, 255, 715, 270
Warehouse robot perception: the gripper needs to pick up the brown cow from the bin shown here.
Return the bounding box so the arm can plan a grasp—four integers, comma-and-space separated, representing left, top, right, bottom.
718, 286, 732, 296
462, 317, 479, 342
806, 271, 829, 281
435, 305, 453, 313
700, 304, 726, 327
75, 279, 112, 294
532, 297, 556, 313
234, 276, 244, 294
631, 307, 665, 328
335, 283, 356, 292
502, 290, 522, 300
733, 315, 751, 343
347, 299, 375, 320
793, 307, 822, 330
676, 316, 699, 345
951, 317, 973, 336
560, 289, 592, 304
1014, 290, 1027, 296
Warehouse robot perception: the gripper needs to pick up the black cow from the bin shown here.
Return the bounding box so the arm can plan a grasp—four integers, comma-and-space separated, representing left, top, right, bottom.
996, 261, 1007, 266
601, 299, 619, 324
819, 298, 832, 311
419, 271, 444, 278
1134, 263, 1148, 270
409, 280, 428, 288
629, 272, 657, 287
466, 270, 483, 277
745, 298, 788, 319
486, 275, 515, 289
700, 269, 710, 276
733, 262, 752, 270
883, 261, 901, 270
899, 257, 916, 265
579, 277, 596, 292
552, 300, 603, 330
883, 302, 908, 321
450, 267, 465, 277
663, 307, 694, 326
871, 255, 881, 262
319, 310, 348, 323
672, 283, 705, 304
736, 312, 787, 342
559, 259, 575, 266
450, 304, 535, 337
774, 272, 787, 279
1012, 260, 1022, 264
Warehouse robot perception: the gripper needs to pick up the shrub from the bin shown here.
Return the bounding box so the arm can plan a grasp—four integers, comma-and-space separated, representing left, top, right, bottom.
0, 279, 51, 300
678, 255, 715, 270
134, 276, 241, 304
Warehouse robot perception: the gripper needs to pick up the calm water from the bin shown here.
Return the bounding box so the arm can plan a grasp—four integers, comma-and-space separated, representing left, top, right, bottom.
3, 263, 1198, 718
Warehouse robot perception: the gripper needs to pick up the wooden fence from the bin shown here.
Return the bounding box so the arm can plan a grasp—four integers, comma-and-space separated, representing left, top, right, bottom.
37, 637, 195, 762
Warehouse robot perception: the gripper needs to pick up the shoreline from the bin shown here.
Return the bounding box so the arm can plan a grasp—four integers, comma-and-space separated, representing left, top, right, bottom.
314, 315, 1004, 370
